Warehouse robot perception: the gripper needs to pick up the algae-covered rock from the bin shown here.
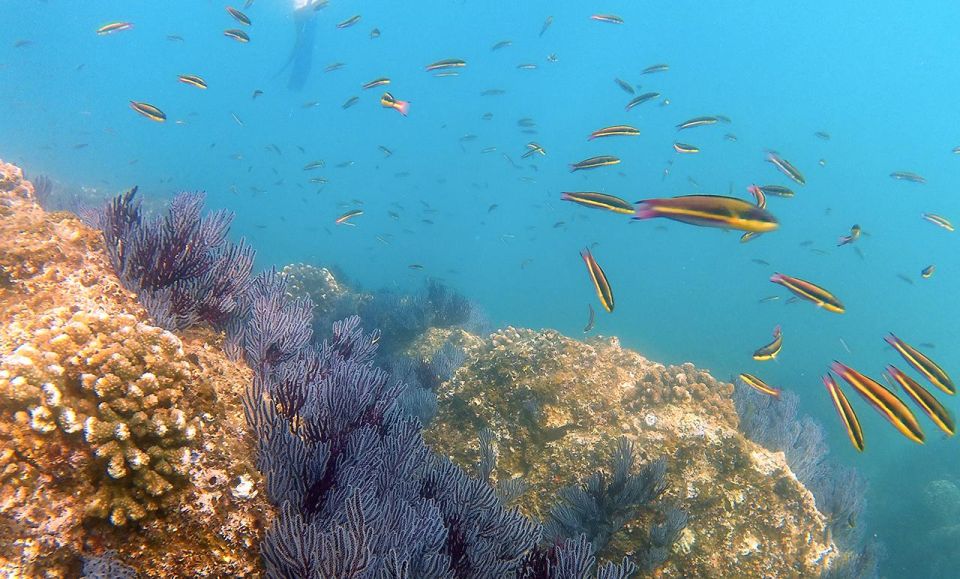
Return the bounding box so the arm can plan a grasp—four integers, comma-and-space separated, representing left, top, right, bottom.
0, 162, 271, 577
425, 326, 834, 577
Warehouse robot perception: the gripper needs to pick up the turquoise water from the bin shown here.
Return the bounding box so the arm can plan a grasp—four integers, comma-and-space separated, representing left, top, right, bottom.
4, 1, 960, 575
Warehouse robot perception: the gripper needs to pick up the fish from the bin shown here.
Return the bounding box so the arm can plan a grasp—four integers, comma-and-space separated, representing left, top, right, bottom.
642, 64, 669, 74
737, 373, 780, 397
615, 78, 635, 94
408, 264, 424, 270
890, 171, 926, 184
887, 366, 955, 436
13, 40, 32, 48
581, 248, 614, 312
517, 117, 537, 127
758, 185, 794, 198
252, 89, 263, 99
481, 89, 505, 97
921, 265, 935, 278
491, 40, 512, 50
561, 192, 634, 215
303, 160, 325, 170
325, 62, 346, 73
591, 14, 624, 24
570, 156, 620, 172
725, 133, 738, 142
335, 209, 363, 225
815, 131, 831, 140
584, 304, 596, 333
380, 92, 410, 116
426, 58, 466, 71
517, 63, 538, 70
540, 16, 554, 37
129, 101, 166, 122
747, 185, 767, 209
884, 333, 954, 394
97, 22, 134, 35
167, 35, 185, 42
752, 259, 771, 266
921, 213, 954, 232
337, 15, 362, 29
224, 29, 250, 42
589, 125, 640, 140
177, 74, 207, 89
673, 143, 700, 154
837, 224, 861, 246
769, 273, 844, 313
752, 325, 783, 361
633, 195, 779, 233
342, 96, 360, 109
758, 296, 780, 303
378, 145, 393, 157
521, 143, 546, 158
676, 116, 718, 130
766, 152, 805, 185
823, 374, 865, 451
831, 361, 924, 444
226, 7, 251, 25
625, 92, 660, 110
370, 28, 380, 39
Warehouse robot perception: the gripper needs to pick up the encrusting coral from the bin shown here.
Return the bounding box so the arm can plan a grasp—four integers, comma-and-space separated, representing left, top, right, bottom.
0, 308, 197, 525
0, 161, 271, 577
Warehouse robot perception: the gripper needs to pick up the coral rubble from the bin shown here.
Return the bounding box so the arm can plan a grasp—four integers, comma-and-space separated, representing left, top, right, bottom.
0, 161, 271, 577
425, 326, 835, 577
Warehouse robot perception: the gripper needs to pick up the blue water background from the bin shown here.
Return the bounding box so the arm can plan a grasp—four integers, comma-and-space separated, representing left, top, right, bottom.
3, 0, 960, 574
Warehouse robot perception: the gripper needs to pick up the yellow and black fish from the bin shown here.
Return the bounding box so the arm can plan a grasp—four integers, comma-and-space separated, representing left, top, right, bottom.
589, 125, 639, 140
581, 248, 614, 312
747, 185, 767, 209
769, 273, 843, 313
130, 101, 166, 122
335, 209, 363, 225
634, 195, 778, 233
676, 116, 718, 130
380, 92, 410, 116
885, 333, 954, 394
887, 365, 955, 436
569, 156, 620, 172
921, 265, 935, 278
561, 192, 633, 215
641, 63, 669, 74
625, 92, 660, 110
890, 171, 926, 184
178, 74, 207, 89
425, 58, 466, 71
767, 152, 805, 185
737, 373, 780, 397
831, 361, 924, 444
823, 374, 864, 451
226, 6, 251, 25
362, 77, 390, 90
224, 29, 250, 42
337, 15, 362, 29
97, 22, 133, 35
590, 14, 624, 24
673, 142, 699, 154
838, 224, 861, 246
752, 325, 783, 361
922, 213, 954, 232
521, 142, 546, 158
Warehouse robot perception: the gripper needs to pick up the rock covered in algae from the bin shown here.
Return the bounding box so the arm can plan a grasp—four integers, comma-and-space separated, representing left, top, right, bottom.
425, 326, 834, 577
0, 161, 271, 577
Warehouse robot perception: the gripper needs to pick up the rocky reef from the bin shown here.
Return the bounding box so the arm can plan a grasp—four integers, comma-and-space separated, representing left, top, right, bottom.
0, 161, 272, 576
424, 327, 835, 577
0, 158, 845, 577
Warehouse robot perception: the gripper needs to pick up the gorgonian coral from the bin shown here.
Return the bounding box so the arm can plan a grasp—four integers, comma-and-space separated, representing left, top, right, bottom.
0, 307, 198, 525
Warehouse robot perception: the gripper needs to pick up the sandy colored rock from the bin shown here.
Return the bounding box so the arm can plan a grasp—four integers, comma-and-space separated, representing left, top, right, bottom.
425, 326, 835, 577
0, 161, 271, 577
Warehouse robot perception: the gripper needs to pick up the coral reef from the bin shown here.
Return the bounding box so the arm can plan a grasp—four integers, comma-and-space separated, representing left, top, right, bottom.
0, 162, 272, 576
425, 326, 835, 576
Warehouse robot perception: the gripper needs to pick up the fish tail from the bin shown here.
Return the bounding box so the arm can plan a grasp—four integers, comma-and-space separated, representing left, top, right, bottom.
773, 325, 782, 337
394, 100, 410, 116
769, 272, 784, 283
633, 201, 657, 220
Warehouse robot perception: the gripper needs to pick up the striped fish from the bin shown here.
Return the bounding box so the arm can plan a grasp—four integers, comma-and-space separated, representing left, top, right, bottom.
831, 361, 924, 444
769, 273, 844, 313
885, 333, 954, 394
887, 365, 955, 436
824, 374, 864, 451
581, 248, 614, 313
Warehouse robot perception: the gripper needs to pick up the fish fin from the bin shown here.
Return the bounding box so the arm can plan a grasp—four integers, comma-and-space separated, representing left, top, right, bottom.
769, 273, 783, 283
633, 201, 656, 220
394, 99, 410, 116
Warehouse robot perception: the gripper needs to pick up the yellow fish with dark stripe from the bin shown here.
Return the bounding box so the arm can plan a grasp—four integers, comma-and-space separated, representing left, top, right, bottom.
425, 58, 466, 71
588, 125, 639, 140
922, 213, 954, 232
737, 373, 780, 397
97, 22, 134, 35
633, 195, 778, 233
129, 101, 166, 122
673, 142, 699, 153
676, 116, 718, 130
831, 361, 924, 444
570, 156, 620, 172
178, 74, 207, 89
766, 152, 805, 185
224, 29, 250, 42
769, 273, 844, 313
362, 77, 390, 90
921, 265, 935, 278
885, 333, 954, 394
581, 248, 613, 312
226, 6, 251, 25
887, 365, 955, 436
561, 192, 633, 215
752, 325, 782, 361
823, 374, 864, 451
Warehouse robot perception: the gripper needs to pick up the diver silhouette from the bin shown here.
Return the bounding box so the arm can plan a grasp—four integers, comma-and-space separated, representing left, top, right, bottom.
283, 0, 323, 91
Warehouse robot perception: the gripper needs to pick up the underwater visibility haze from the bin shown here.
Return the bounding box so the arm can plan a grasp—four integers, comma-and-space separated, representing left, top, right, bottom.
1, 0, 960, 577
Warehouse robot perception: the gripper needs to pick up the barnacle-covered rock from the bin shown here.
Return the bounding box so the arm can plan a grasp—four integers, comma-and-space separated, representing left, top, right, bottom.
426, 326, 834, 577
280, 262, 358, 318
0, 164, 271, 576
